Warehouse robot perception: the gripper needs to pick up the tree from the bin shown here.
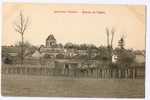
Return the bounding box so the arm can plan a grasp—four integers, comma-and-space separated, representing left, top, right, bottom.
4, 56, 13, 64
15, 41, 36, 58
57, 43, 63, 48
43, 54, 52, 59
114, 48, 136, 64
113, 35, 136, 64
14, 11, 29, 65
97, 46, 110, 61
118, 37, 125, 49
64, 42, 74, 49
79, 44, 88, 50
105, 28, 115, 62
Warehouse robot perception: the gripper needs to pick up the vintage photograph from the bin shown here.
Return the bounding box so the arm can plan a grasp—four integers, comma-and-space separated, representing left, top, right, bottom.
1, 3, 145, 98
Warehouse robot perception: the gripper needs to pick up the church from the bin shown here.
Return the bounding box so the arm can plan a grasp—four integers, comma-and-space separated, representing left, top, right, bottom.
39, 34, 65, 58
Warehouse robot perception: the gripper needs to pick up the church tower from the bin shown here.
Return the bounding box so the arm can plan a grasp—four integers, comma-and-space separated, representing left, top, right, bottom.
46, 34, 57, 47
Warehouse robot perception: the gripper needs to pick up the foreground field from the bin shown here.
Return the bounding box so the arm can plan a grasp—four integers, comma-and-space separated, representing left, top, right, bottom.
1, 75, 145, 98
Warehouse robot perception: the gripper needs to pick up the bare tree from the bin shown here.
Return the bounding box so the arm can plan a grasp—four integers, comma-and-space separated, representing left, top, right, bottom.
106, 28, 110, 48
14, 11, 29, 65
110, 28, 115, 48
105, 27, 115, 62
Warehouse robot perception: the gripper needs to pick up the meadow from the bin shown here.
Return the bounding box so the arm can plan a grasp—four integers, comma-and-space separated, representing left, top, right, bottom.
1, 74, 145, 98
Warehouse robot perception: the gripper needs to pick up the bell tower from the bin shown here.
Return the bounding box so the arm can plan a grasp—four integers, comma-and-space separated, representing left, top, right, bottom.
46, 34, 57, 47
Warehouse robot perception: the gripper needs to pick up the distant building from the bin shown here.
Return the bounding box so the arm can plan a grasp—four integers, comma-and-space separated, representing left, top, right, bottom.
65, 49, 78, 57
31, 50, 42, 58
2, 46, 19, 56
46, 34, 57, 47
134, 51, 145, 64
112, 54, 117, 63
39, 34, 65, 58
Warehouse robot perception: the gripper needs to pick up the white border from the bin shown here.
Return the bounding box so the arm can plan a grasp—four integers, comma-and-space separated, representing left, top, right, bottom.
0, 0, 149, 100
146, 0, 150, 100
1, 0, 148, 4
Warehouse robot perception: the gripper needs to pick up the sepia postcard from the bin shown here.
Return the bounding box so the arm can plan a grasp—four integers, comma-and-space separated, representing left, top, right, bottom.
1, 3, 146, 98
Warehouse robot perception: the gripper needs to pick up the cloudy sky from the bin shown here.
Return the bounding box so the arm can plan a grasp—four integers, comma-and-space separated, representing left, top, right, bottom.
3, 3, 145, 50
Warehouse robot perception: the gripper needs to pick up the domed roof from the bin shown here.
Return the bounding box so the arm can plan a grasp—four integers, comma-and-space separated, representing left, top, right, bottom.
46, 34, 56, 41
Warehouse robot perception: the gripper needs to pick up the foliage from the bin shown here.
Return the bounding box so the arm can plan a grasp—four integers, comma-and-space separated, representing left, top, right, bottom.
56, 54, 65, 59
114, 48, 136, 64
3, 54, 13, 64
43, 54, 52, 59
94, 46, 111, 61
15, 41, 37, 58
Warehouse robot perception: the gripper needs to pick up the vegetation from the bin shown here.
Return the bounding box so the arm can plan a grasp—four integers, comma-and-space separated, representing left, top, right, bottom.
14, 11, 30, 65
2, 41, 140, 64
114, 48, 136, 64
2, 41, 37, 64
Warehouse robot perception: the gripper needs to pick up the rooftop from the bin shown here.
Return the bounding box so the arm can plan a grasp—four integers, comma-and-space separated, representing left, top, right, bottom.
46, 34, 56, 41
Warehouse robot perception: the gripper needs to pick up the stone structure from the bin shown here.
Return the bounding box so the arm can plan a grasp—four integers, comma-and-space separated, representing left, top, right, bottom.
39, 34, 65, 58
46, 34, 57, 47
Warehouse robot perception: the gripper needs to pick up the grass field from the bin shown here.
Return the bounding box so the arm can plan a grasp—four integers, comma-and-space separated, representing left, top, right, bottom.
1, 74, 145, 98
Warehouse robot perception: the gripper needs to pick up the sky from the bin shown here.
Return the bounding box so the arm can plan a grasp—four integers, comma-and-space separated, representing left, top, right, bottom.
2, 3, 146, 50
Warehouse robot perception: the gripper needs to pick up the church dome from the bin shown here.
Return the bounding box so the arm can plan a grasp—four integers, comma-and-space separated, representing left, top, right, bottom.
46, 34, 56, 41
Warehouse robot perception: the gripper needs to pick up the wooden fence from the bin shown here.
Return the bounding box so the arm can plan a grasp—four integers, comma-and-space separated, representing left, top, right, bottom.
2, 63, 145, 79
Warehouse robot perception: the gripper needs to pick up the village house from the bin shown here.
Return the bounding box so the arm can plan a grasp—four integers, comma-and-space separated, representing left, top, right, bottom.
64, 48, 78, 58
134, 50, 145, 64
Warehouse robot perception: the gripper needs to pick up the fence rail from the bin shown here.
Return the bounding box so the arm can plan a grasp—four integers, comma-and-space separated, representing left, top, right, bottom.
2, 64, 145, 79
